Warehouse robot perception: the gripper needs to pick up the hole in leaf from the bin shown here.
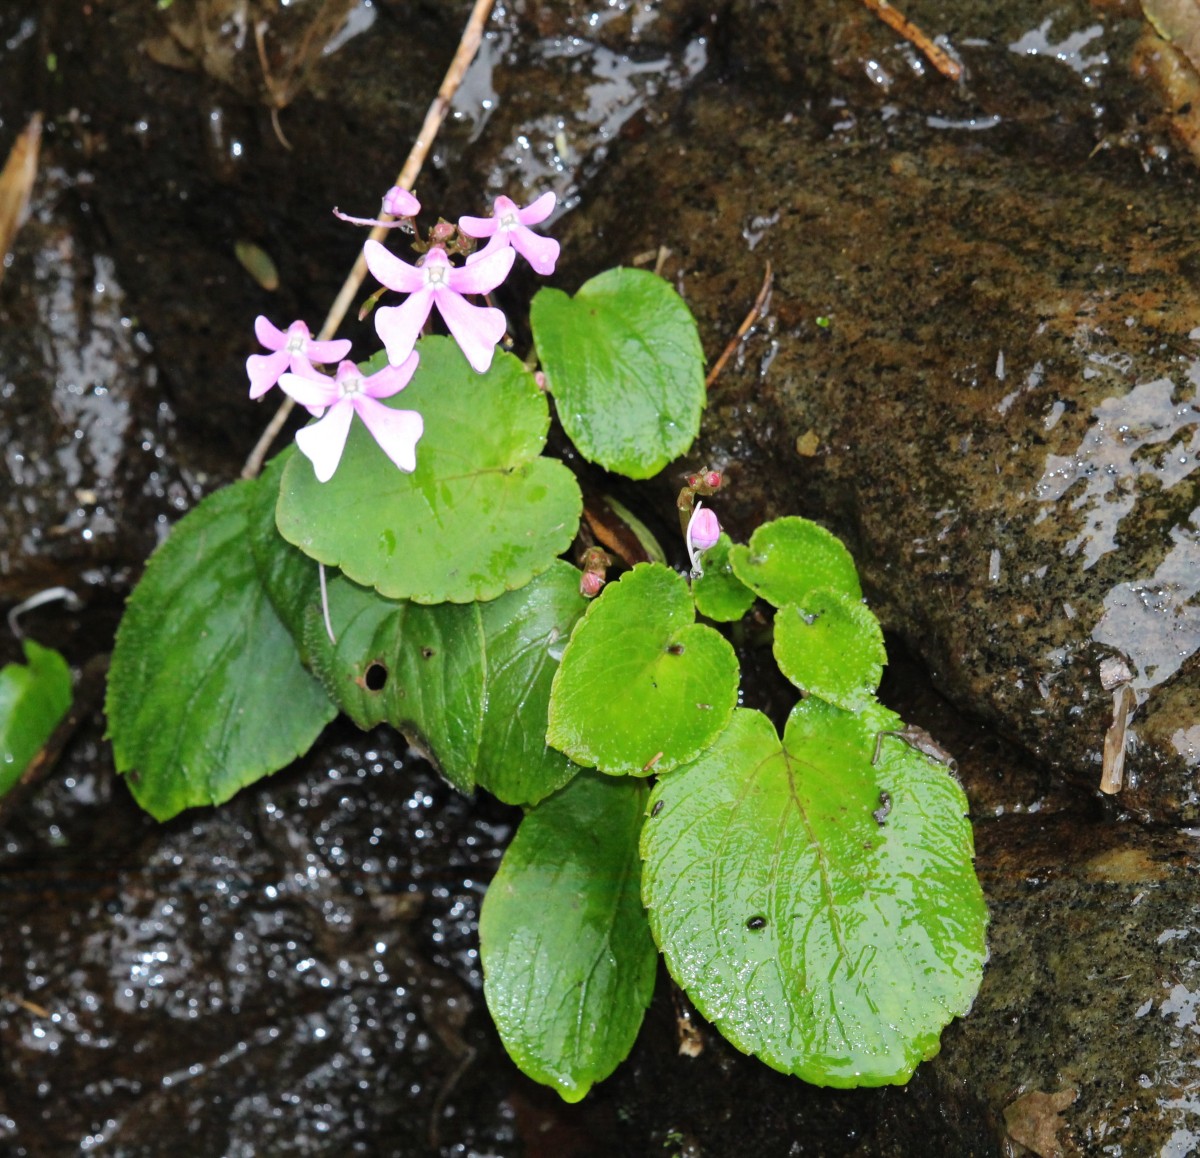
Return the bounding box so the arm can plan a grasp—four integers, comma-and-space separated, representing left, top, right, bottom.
364, 662, 389, 692
420, 646, 436, 659
746, 915, 767, 931
667, 643, 685, 655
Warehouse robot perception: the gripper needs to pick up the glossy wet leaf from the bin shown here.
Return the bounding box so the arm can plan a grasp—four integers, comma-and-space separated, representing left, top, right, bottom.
692, 533, 757, 622
547, 563, 739, 776
304, 561, 587, 804
729, 516, 861, 609
107, 480, 337, 821
773, 588, 886, 709
641, 702, 987, 1087
531, 268, 706, 479
247, 447, 321, 647
480, 772, 657, 1102
0, 640, 72, 795
276, 337, 582, 604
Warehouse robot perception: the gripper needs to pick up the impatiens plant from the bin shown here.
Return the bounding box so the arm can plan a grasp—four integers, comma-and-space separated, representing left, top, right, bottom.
104, 181, 986, 1102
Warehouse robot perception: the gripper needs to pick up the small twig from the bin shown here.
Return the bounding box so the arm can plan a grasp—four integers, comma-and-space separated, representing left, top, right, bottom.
859, 0, 963, 82
0, 653, 110, 831
705, 261, 773, 388
241, 0, 497, 479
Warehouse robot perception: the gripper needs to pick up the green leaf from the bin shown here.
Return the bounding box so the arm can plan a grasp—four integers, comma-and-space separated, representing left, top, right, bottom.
276, 337, 582, 604
480, 772, 658, 1102
547, 563, 739, 776
247, 447, 321, 645
729, 516, 861, 609
773, 588, 886, 709
0, 640, 72, 795
641, 702, 987, 1087
692, 533, 757, 622
106, 480, 338, 821
531, 269, 706, 479
304, 561, 587, 804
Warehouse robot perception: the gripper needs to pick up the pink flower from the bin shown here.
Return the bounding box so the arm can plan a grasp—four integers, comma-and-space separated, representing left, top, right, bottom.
686, 503, 721, 577
459, 192, 560, 276
246, 318, 351, 400
333, 185, 421, 228
279, 355, 423, 482
363, 242, 515, 373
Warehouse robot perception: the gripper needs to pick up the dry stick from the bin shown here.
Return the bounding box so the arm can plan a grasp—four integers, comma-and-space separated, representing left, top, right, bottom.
705, 261, 773, 389
859, 0, 963, 83
241, 0, 497, 479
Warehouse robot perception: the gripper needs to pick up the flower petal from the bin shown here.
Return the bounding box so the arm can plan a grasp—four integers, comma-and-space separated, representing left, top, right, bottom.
434, 289, 507, 373
362, 351, 420, 399
247, 349, 290, 398
295, 400, 355, 483
375, 291, 434, 366
458, 211, 498, 239
512, 226, 560, 275
448, 244, 515, 296
463, 233, 506, 266
516, 190, 556, 225
364, 239, 426, 294
279, 369, 339, 409
254, 315, 288, 350
303, 337, 352, 365
354, 397, 424, 473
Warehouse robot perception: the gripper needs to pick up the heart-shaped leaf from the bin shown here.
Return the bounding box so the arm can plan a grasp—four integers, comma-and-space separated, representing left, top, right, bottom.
276, 337, 582, 604
303, 561, 587, 804
692, 533, 757, 622
547, 563, 739, 775
480, 772, 657, 1102
641, 701, 986, 1087
729, 516, 861, 609
107, 479, 337, 821
531, 269, 706, 479
0, 640, 72, 795
773, 588, 886, 709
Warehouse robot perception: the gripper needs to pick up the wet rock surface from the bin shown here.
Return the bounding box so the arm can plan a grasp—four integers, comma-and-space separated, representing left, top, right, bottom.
564, 0, 1200, 826
4, 0, 1200, 1154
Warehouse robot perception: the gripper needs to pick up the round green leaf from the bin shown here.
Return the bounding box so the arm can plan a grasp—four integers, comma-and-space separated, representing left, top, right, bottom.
303, 561, 587, 805
692, 533, 757, 622
276, 337, 582, 604
729, 516, 861, 609
773, 588, 886, 708
0, 640, 72, 796
106, 481, 338, 821
547, 563, 739, 776
531, 268, 706, 479
480, 772, 657, 1102
641, 702, 987, 1087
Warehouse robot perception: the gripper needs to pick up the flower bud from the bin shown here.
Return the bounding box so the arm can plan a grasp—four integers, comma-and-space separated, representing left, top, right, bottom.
383, 186, 421, 218
704, 470, 722, 490
686, 502, 721, 578
580, 570, 606, 598
430, 220, 457, 246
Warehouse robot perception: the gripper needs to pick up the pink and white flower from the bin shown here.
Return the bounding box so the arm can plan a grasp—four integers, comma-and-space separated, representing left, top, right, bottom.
459, 192, 559, 276
363, 242, 515, 373
246, 318, 351, 400
333, 185, 422, 228
279, 355, 423, 483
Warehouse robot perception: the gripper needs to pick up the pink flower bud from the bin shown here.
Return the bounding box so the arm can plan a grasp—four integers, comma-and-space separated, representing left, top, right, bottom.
704, 471, 722, 490
580, 570, 606, 598
685, 502, 721, 578
689, 507, 721, 552
383, 186, 420, 218
430, 221, 457, 245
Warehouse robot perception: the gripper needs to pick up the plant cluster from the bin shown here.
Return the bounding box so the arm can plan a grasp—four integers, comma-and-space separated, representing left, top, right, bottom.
93, 185, 986, 1100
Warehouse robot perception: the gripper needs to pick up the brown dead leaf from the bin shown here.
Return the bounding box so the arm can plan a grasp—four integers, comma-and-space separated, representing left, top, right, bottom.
1144, 0, 1200, 71
1003, 1087, 1078, 1158
0, 112, 42, 289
